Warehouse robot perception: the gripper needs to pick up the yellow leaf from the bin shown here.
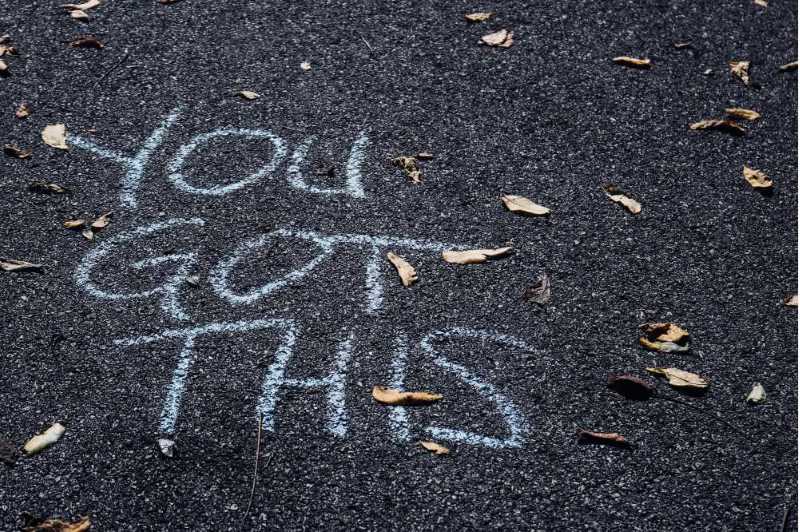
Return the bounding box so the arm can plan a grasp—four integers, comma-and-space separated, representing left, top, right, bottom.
612, 56, 651, 68
238, 90, 259, 100
602, 184, 641, 214
481, 29, 513, 48
441, 247, 512, 265
501, 194, 550, 216
386, 251, 417, 287
645, 367, 708, 389
728, 60, 751, 86
639, 322, 690, 352
372, 386, 442, 405
465, 12, 494, 22
725, 107, 760, 121
743, 166, 772, 189
420, 441, 450, 454
42, 124, 69, 150
689, 119, 745, 136
24, 423, 65, 454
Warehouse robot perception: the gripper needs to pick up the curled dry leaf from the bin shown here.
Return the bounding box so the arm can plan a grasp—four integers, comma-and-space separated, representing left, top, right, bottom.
646, 367, 708, 390
4, 144, 32, 159
62, 0, 101, 10
69, 36, 103, 49
386, 251, 417, 287
91, 211, 112, 230
70, 10, 89, 20
391, 156, 422, 184
24, 423, 65, 454
728, 60, 750, 86
480, 29, 513, 48
300, 61, 311, 71
783, 294, 798, 307
63, 219, 86, 229
742, 166, 772, 189
501, 194, 550, 216
612, 56, 651, 69
607, 374, 654, 400
602, 184, 641, 214
419, 441, 450, 455
577, 429, 629, 446
42, 124, 69, 150
779, 61, 797, 71
441, 247, 512, 265
372, 386, 442, 405
29, 182, 68, 194
0, 259, 42, 272
465, 12, 494, 22
158, 438, 175, 458
15, 103, 30, 118
689, 119, 745, 136
523, 273, 551, 305
22, 516, 91, 532
725, 108, 760, 121
238, 90, 259, 100
746, 383, 766, 404
639, 322, 690, 352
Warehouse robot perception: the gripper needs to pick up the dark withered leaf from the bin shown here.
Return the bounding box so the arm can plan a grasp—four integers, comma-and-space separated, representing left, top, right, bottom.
577, 429, 630, 447
69, 35, 103, 48
607, 374, 654, 400
29, 182, 69, 194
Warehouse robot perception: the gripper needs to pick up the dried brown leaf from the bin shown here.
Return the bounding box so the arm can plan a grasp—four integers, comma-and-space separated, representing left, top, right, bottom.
391, 156, 422, 184
465, 12, 494, 22
42, 124, 69, 150
743, 166, 772, 189
523, 273, 551, 305
612, 56, 651, 68
0, 44, 16, 57
69, 36, 103, 49
4, 144, 32, 159
63, 219, 86, 229
501, 194, 550, 216
602, 184, 641, 214
784, 294, 798, 307
779, 61, 797, 71
90, 211, 112, 230
419, 441, 450, 455
29, 182, 68, 194
577, 429, 629, 446
22, 516, 91, 532
62, 0, 100, 10
646, 367, 708, 389
16, 103, 30, 118
728, 60, 751, 86
372, 386, 442, 405
387, 251, 417, 287
689, 119, 746, 136
238, 90, 259, 100
441, 247, 512, 265
725, 107, 760, 121
639, 322, 690, 352
481, 29, 513, 48
0, 259, 42, 272
607, 374, 654, 400
81, 227, 95, 241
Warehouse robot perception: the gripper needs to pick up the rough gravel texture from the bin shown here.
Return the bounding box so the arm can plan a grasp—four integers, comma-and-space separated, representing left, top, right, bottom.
0, 1, 797, 530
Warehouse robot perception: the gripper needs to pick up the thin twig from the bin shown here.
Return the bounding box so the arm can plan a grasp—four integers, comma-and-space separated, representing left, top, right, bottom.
95, 49, 129, 86
242, 413, 264, 528
357, 31, 373, 51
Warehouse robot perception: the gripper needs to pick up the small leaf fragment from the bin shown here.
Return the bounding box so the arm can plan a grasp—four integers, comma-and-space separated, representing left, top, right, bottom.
783, 294, 798, 307
90, 212, 112, 230
465, 12, 494, 22
21, 516, 91, 532
42, 124, 69, 150
4, 144, 32, 159
387, 251, 417, 287
29, 181, 68, 194
523, 273, 551, 305
725, 107, 760, 121
602, 184, 641, 214
743, 166, 772, 189
70, 9, 89, 20
639, 322, 690, 352
0, 259, 42, 272
689, 119, 746, 136
391, 155, 423, 184
419, 441, 450, 455
300, 61, 311, 71
81, 227, 94, 241
501, 194, 550, 216
728, 60, 751, 86
61, 0, 101, 10
24, 423, 65, 455
63, 219, 86, 229
238, 90, 259, 100
480, 29, 513, 48
577, 429, 629, 446
158, 438, 175, 457
612, 56, 651, 69
754, 0, 767, 7
0, 59, 7, 73
746, 383, 766, 404
69, 36, 103, 49
607, 374, 654, 400
673, 42, 692, 49
441, 247, 512, 265
779, 61, 797, 71
646, 367, 708, 389
15, 103, 30, 118
372, 386, 442, 405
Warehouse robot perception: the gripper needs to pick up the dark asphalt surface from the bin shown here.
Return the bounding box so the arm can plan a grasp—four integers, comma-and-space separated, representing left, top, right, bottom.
0, 1, 797, 530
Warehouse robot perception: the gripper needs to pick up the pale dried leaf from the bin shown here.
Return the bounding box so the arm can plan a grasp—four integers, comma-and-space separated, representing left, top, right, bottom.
0, 59, 7, 72
4, 144, 32, 159
387, 251, 417, 287
728, 60, 751, 86
441, 246, 512, 265
779, 61, 797, 71
63, 219, 86, 229
391, 156, 422, 184
238, 90, 259, 100
24, 423, 65, 454
577, 429, 629, 446
743, 166, 772, 189
602, 184, 641, 214
689, 119, 746, 136
612, 56, 651, 68
81, 227, 94, 241
725, 107, 760, 121
62, 0, 101, 10
300, 61, 311, 71
22, 516, 91, 532
523, 273, 551, 304
69, 36, 103, 49
42, 124, 69, 150
501, 194, 550, 216
90, 211, 112, 230
420, 441, 450, 455
70, 10, 89, 20
15, 103, 30, 118
372, 386, 442, 405
0, 258, 42, 272
783, 294, 798, 307
754, 0, 767, 7
465, 12, 494, 22
639, 322, 690, 352
646, 367, 708, 389
746, 383, 766, 404
158, 438, 175, 457
481, 29, 513, 48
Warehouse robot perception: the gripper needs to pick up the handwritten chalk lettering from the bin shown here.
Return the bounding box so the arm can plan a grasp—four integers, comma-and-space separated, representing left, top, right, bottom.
75, 218, 205, 321
287, 132, 368, 197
